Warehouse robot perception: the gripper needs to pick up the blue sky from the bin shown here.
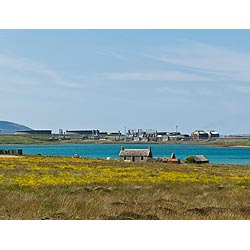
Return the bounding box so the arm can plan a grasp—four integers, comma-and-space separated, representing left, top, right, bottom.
1, 30, 250, 134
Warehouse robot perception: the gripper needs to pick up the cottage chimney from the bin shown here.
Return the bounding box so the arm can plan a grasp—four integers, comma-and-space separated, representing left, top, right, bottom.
171, 152, 176, 159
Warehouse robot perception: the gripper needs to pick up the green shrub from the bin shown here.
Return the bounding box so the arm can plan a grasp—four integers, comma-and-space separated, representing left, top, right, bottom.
184, 156, 196, 164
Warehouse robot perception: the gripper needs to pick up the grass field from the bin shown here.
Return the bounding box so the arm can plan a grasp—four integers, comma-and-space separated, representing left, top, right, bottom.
0, 155, 250, 219
0, 135, 54, 144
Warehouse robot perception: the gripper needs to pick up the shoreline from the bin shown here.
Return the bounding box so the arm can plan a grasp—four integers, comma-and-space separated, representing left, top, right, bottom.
0, 140, 250, 148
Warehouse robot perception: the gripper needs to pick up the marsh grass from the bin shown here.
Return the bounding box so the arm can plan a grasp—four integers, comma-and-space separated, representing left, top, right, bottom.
0, 156, 250, 219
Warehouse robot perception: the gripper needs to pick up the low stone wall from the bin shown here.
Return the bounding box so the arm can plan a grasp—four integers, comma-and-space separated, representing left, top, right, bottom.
0, 149, 23, 155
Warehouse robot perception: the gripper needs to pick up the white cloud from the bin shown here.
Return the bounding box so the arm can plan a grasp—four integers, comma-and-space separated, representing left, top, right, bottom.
100, 41, 250, 84
102, 70, 210, 81
0, 54, 87, 89
157, 85, 223, 97
146, 41, 250, 82
94, 48, 128, 61
229, 85, 250, 94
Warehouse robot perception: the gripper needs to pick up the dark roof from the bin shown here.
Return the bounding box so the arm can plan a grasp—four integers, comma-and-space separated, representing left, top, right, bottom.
119, 147, 152, 157
66, 130, 96, 132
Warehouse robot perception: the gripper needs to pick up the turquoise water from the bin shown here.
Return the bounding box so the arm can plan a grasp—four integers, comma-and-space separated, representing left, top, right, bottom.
1, 144, 250, 164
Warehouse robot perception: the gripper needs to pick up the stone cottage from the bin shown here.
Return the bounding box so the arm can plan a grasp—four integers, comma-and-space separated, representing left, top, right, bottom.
119, 146, 153, 162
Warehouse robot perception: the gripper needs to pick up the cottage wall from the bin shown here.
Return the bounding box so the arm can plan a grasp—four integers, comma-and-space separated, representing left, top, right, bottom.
120, 156, 150, 162
119, 146, 152, 162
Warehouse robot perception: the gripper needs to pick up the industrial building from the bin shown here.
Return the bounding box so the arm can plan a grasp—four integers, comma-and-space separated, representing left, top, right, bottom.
207, 130, 220, 139
192, 130, 219, 139
66, 130, 99, 135
191, 130, 209, 139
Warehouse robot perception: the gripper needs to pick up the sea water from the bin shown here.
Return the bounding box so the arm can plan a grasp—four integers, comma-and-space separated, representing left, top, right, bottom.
1, 144, 250, 164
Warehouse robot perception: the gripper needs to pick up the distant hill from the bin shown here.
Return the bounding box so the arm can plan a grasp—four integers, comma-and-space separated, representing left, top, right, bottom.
0, 121, 32, 134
